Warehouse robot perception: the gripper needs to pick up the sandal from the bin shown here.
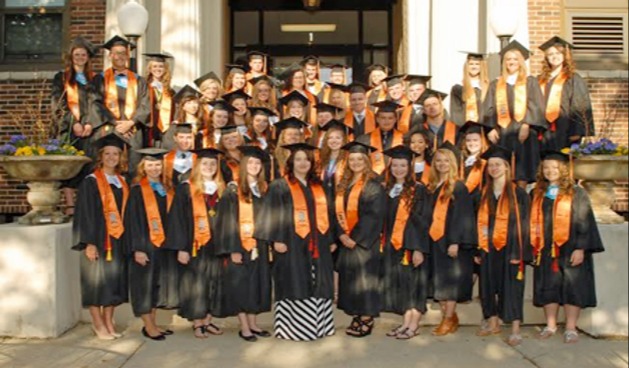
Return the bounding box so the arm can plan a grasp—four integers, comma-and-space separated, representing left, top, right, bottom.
386, 325, 405, 337
346, 317, 374, 338
396, 327, 420, 340
476, 327, 502, 337
506, 333, 523, 346
345, 316, 361, 334
564, 330, 579, 344
538, 326, 557, 340
192, 325, 208, 339
204, 322, 223, 335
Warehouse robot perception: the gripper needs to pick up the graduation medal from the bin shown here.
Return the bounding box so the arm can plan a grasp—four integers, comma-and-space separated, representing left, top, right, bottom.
208, 208, 216, 217
251, 247, 259, 261
108, 212, 118, 225
151, 219, 160, 232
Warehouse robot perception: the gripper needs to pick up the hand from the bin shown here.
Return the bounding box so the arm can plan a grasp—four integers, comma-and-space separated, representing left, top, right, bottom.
488, 129, 500, 144
412, 251, 424, 267
134, 251, 149, 266
518, 123, 530, 143
115, 120, 135, 134
474, 256, 482, 265
330, 243, 338, 253
509, 259, 521, 265
273, 242, 288, 253
82, 124, 94, 137
85, 244, 98, 262
177, 251, 190, 265
231, 252, 243, 264
339, 234, 356, 249
72, 123, 84, 137
447, 244, 459, 258
570, 249, 584, 267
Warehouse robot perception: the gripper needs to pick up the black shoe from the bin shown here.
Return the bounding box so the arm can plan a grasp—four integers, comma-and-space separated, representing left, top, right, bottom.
251, 329, 271, 338
161, 329, 174, 336
142, 327, 166, 341
238, 331, 258, 342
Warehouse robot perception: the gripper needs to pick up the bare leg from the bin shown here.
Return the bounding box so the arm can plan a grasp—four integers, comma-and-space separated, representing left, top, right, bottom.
543, 303, 560, 330
140, 313, 161, 337
103, 306, 117, 335
333, 271, 339, 304
444, 301, 457, 318
89, 306, 111, 338
238, 313, 253, 336
247, 314, 261, 331
564, 304, 581, 331
408, 309, 422, 331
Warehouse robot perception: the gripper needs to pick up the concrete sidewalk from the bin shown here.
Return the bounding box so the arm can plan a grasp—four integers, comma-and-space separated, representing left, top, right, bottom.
1, 311, 627, 368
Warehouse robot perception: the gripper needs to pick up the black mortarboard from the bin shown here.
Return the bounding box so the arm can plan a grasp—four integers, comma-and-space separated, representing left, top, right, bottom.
320, 119, 353, 135
347, 82, 371, 94
143, 52, 173, 63
315, 102, 343, 114
221, 89, 252, 103
326, 82, 348, 92
383, 145, 415, 161
218, 124, 241, 135
225, 63, 248, 74
300, 55, 321, 66
541, 150, 570, 162
460, 51, 487, 59
248, 106, 276, 117
278, 62, 303, 81
404, 75, 432, 86
274, 117, 309, 134
437, 141, 461, 161
193, 148, 224, 159
194, 71, 221, 87
174, 123, 194, 134
95, 133, 130, 150
371, 100, 401, 113
383, 74, 406, 86
341, 141, 377, 155
174, 85, 201, 103
480, 145, 513, 162
247, 51, 267, 60
328, 63, 346, 72
460, 121, 488, 136
249, 75, 273, 85
279, 90, 309, 106
281, 143, 317, 152
70, 36, 97, 57
209, 100, 237, 113
499, 40, 531, 60
539, 36, 574, 51
136, 148, 169, 159
238, 145, 269, 161
366, 64, 390, 74
102, 35, 134, 50
417, 89, 449, 105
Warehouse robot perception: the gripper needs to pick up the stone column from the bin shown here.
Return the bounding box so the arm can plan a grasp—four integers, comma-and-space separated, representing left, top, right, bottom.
405, 0, 431, 75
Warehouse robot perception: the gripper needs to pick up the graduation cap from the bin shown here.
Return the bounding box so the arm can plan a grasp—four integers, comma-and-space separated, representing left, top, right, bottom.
102, 35, 134, 50
136, 148, 169, 160
218, 124, 241, 135
300, 55, 321, 66
366, 64, 390, 74
499, 40, 531, 60
417, 89, 448, 105
209, 100, 237, 113
194, 71, 221, 87
94, 133, 130, 150
541, 150, 570, 162
437, 141, 461, 161
460, 51, 487, 59
281, 142, 317, 153
247, 51, 268, 61
459, 121, 489, 136
404, 75, 432, 86
173, 85, 202, 103
221, 89, 251, 103
249, 75, 273, 86
383, 145, 415, 161
193, 148, 224, 159
173, 123, 194, 134
315, 102, 343, 114
328, 63, 346, 72
279, 90, 309, 106
143, 52, 173, 63
278, 62, 304, 81
70, 36, 97, 57
382, 74, 406, 87
225, 63, 248, 74
480, 144, 513, 162
320, 119, 353, 135
347, 82, 371, 94
341, 141, 377, 155
274, 117, 309, 134
326, 82, 348, 92
248, 106, 276, 117
539, 35, 574, 51
371, 100, 401, 113
238, 145, 269, 161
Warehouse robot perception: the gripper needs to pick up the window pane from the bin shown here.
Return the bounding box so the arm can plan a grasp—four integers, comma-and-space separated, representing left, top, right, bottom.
5, 0, 66, 7
4, 13, 63, 60
363, 11, 388, 45
233, 11, 259, 46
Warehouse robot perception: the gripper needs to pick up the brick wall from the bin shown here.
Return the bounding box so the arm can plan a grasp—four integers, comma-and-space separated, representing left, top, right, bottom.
0, 0, 106, 215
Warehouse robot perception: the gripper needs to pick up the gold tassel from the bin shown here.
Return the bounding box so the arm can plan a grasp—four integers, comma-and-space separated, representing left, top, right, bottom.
106, 248, 112, 262
401, 250, 410, 266
192, 242, 198, 258
517, 269, 524, 281
536, 251, 542, 266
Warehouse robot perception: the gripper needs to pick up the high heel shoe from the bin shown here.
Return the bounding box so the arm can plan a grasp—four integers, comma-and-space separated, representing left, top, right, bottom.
91, 327, 115, 340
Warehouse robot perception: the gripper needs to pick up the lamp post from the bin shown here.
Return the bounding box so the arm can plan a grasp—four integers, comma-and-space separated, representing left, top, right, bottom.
489, 0, 519, 49
117, 0, 149, 73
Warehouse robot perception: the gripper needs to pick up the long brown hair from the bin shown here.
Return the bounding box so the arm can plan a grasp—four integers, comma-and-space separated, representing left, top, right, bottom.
501, 50, 528, 83
427, 149, 459, 200
480, 158, 516, 214
64, 43, 94, 84
539, 44, 577, 84
145, 60, 172, 91
462, 57, 489, 102
224, 69, 246, 92
336, 152, 377, 194
176, 96, 207, 130
285, 148, 321, 184
320, 128, 349, 168
95, 147, 128, 174
385, 158, 417, 212
274, 128, 305, 170
238, 155, 268, 202
533, 159, 575, 197
189, 157, 225, 197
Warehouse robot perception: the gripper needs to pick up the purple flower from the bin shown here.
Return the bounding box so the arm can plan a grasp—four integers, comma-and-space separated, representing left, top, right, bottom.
582, 148, 592, 155
0, 144, 17, 155
47, 138, 61, 146
9, 135, 27, 145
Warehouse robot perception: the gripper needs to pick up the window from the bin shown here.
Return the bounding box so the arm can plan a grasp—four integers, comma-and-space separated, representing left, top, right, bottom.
1, 0, 69, 69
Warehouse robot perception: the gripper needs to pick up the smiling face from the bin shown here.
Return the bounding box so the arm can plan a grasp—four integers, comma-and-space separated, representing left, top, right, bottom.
149, 61, 166, 80
487, 157, 507, 180
349, 92, 366, 113
221, 131, 241, 150
249, 58, 264, 73
232, 98, 248, 116
388, 83, 404, 101
305, 64, 318, 81
465, 133, 483, 155
101, 146, 121, 170
246, 156, 263, 177
71, 47, 89, 68
542, 159, 561, 184
292, 150, 311, 177
390, 158, 410, 181
370, 70, 387, 86
410, 133, 428, 156
143, 159, 163, 181
252, 114, 269, 134
109, 45, 128, 70
433, 151, 451, 175
200, 157, 218, 179
348, 152, 368, 174
201, 80, 220, 100
212, 109, 229, 128
467, 59, 481, 77
175, 132, 194, 151
292, 71, 306, 89
255, 82, 271, 101
283, 128, 302, 144
545, 46, 565, 70
326, 130, 344, 151
504, 50, 521, 75
330, 71, 345, 84
408, 83, 425, 103
183, 99, 200, 116
288, 100, 305, 118
232, 73, 247, 90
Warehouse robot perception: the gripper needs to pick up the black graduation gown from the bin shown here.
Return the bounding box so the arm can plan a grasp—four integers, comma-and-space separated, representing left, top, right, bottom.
380, 183, 431, 315
52, 71, 96, 188
484, 76, 547, 182
214, 187, 272, 316
533, 186, 604, 308
220, 157, 240, 184
72, 175, 128, 307
540, 73, 594, 151
422, 120, 461, 150
450, 84, 484, 127
408, 106, 426, 132
334, 179, 386, 316
125, 184, 179, 317
478, 187, 532, 323
163, 183, 224, 320
427, 181, 477, 302
254, 178, 335, 301
146, 86, 175, 148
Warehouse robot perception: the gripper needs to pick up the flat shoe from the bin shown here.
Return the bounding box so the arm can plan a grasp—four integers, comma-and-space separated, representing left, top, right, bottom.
251, 329, 271, 338
386, 325, 404, 337
538, 326, 557, 340
239, 331, 258, 342
506, 333, 522, 346
160, 329, 174, 336
91, 327, 115, 340
564, 330, 579, 344
396, 328, 420, 340
205, 323, 223, 335
476, 327, 502, 337
142, 327, 165, 341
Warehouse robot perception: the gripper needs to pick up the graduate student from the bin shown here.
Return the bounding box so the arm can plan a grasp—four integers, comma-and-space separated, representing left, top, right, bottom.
162, 123, 197, 188
215, 145, 272, 342
334, 141, 386, 338
459, 121, 490, 197
417, 89, 459, 152
143, 52, 174, 148
72, 134, 131, 340
398, 75, 431, 133
255, 143, 336, 341
474, 145, 531, 346
530, 150, 604, 344
126, 148, 178, 341
164, 148, 226, 338
450, 52, 490, 127
404, 127, 432, 185
169, 85, 207, 150
195, 71, 223, 107
538, 36, 594, 151
344, 82, 376, 137
273, 117, 308, 174
426, 142, 477, 336
380, 145, 430, 340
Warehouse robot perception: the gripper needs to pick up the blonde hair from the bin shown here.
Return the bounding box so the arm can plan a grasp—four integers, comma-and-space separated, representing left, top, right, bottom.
427, 149, 459, 200
199, 79, 223, 103
533, 159, 575, 197
501, 50, 528, 83
250, 79, 278, 110
319, 128, 349, 169
336, 152, 376, 194
189, 157, 225, 197
462, 57, 489, 102
95, 147, 128, 174
539, 44, 577, 84
132, 157, 172, 191
145, 60, 172, 90
480, 158, 515, 214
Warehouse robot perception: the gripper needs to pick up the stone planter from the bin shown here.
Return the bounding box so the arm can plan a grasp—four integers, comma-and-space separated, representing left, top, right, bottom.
0, 155, 91, 225
573, 155, 629, 224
